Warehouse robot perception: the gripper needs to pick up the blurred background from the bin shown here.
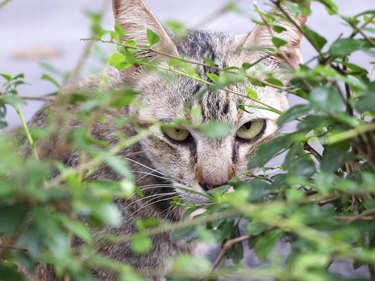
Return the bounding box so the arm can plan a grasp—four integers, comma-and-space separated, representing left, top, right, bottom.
0, 0, 373, 128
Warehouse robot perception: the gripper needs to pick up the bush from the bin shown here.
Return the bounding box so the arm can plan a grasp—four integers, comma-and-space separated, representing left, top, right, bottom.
0, 0, 374, 280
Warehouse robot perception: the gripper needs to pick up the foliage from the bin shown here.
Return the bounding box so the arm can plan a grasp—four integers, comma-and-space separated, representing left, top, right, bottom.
0, 0, 375, 280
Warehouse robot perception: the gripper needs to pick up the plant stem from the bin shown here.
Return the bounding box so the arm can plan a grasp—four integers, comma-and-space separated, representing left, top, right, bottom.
14, 104, 39, 160
0, 0, 11, 9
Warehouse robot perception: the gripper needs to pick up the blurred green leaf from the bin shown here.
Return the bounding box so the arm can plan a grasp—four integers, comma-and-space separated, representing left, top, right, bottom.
199, 121, 231, 138
329, 38, 367, 57
131, 232, 152, 254
272, 37, 288, 48
301, 26, 327, 51
146, 28, 160, 46
310, 86, 346, 113
248, 135, 293, 169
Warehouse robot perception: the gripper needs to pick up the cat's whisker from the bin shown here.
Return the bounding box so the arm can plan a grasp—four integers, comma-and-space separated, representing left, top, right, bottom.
140, 185, 172, 192
126, 192, 177, 210
128, 195, 177, 218
132, 170, 170, 182
124, 158, 167, 176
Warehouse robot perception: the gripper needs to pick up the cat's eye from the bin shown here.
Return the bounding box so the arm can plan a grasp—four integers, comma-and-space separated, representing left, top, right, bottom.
236, 119, 265, 141
162, 127, 191, 143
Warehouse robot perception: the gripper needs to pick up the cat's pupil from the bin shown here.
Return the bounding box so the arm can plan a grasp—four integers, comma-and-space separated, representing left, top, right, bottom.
244, 122, 252, 130
175, 128, 181, 133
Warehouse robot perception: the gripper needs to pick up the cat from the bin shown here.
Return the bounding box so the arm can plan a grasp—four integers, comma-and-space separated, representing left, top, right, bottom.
24, 0, 307, 280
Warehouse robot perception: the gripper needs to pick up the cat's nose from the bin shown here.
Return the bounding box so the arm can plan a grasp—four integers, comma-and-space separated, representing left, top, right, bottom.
199, 180, 227, 191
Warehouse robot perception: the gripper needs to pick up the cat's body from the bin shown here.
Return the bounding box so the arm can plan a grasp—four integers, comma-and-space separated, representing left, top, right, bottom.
23, 0, 307, 280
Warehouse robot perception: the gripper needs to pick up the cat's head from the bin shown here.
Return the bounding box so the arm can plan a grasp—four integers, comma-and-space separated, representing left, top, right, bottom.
112, 0, 307, 203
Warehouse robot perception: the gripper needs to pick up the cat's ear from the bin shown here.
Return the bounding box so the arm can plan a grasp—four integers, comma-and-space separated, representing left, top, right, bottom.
112, 0, 179, 58
242, 2, 309, 68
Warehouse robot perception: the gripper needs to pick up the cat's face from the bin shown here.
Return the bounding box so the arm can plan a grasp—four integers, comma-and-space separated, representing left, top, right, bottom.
132, 34, 288, 203
113, 0, 305, 203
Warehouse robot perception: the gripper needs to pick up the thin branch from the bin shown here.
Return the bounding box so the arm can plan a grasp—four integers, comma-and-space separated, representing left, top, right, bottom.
0, 0, 11, 9
65, 0, 111, 85
334, 215, 373, 222
19, 96, 54, 102
345, 16, 375, 47
304, 142, 322, 162
204, 227, 277, 281
203, 235, 250, 281
347, 208, 375, 223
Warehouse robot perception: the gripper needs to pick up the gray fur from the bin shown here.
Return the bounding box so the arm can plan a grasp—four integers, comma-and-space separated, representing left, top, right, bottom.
23, 0, 306, 280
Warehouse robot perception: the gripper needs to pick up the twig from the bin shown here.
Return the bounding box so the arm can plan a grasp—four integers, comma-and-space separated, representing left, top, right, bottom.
19, 96, 54, 102
334, 215, 373, 222
304, 142, 322, 162
0, 245, 28, 252
64, 0, 111, 85
204, 235, 249, 281
0, 0, 11, 9
345, 16, 375, 48
319, 195, 342, 206
203, 227, 276, 281
347, 208, 375, 223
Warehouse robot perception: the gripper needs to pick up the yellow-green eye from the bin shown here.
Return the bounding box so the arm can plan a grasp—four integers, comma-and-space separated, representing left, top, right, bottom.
236, 119, 265, 140
162, 127, 191, 142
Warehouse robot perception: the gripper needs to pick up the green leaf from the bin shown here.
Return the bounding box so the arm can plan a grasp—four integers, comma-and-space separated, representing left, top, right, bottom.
199, 121, 231, 138
112, 23, 125, 40
164, 20, 187, 37
119, 265, 144, 281
0, 73, 13, 82
272, 37, 288, 48
321, 142, 351, 172
310, 86, 346, 113
172, 226, 198, 242
172, 255, 211, 276
206, 72, 219, 82
288, 156, 316, 179
248, 135, 293, 169
301, 26, 327, 51
109, 89, 139, 108
131, 232, 153, 254
354, 83, 375, 113
273, 25, 287, 33
41, 74, 61, 89
277, 104, 311, 125
0, 263, 27, 281
146, 28, 160, 45
61, 219, 92, 243
265, 77, 284, 87
0, 205, 25, 234
245, 87, 258, 100
329, 38, 367, 57
255, 230, 282, 260
320, 0, 338, 14
99, 152, 133, 179
108, 52, 126, 68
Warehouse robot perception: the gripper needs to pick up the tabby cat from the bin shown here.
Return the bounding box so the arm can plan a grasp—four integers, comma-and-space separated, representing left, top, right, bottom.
25, 0, 307, 280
